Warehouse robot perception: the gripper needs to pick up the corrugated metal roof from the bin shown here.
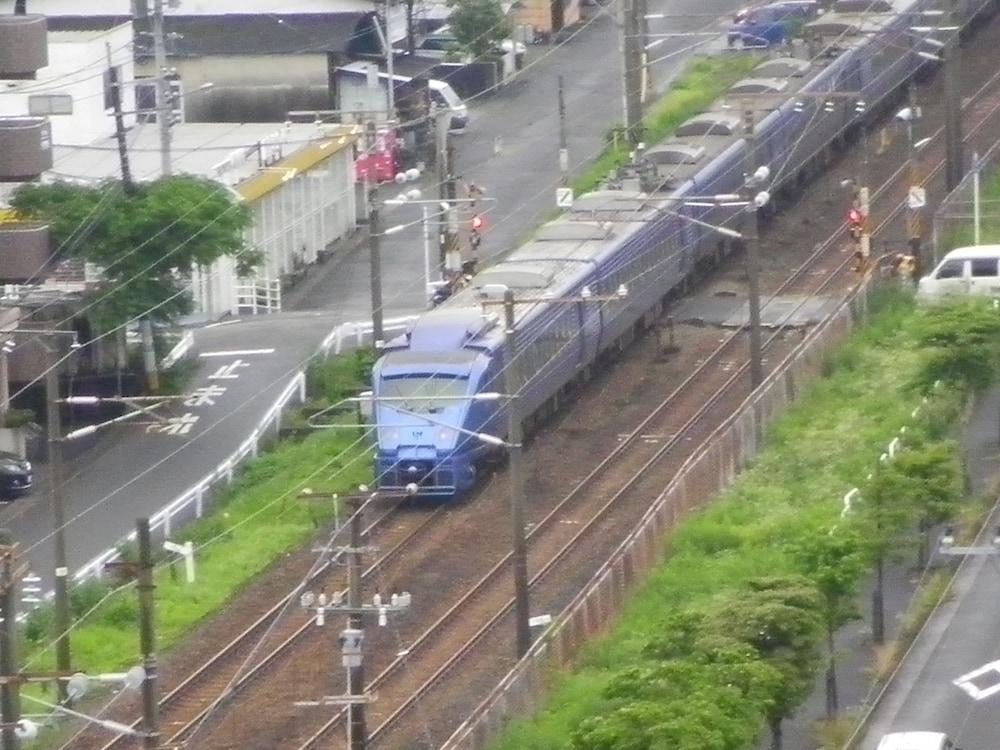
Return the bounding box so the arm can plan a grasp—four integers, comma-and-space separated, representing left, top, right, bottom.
235, 129, 359, 202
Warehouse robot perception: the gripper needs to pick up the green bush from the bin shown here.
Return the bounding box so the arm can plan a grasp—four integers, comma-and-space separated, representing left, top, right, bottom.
2, 408, 37, 428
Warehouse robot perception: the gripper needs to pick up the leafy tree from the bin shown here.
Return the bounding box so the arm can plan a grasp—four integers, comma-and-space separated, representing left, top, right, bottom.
10, 178, 254, 332
573, 652, 778, 750
890, 442, 963, 567
910, 300, 1000, 390
447, 0, 512, 58
707, 576, 824, 750
787, 525, 867, 718
859, 462, 920, 643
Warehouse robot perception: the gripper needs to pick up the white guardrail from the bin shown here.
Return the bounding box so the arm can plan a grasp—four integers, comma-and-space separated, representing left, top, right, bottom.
73, 315, 419, 582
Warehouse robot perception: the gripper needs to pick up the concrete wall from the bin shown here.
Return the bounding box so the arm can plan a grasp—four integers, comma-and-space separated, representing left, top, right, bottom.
0, 23, 135, 147
141, 54, 335, 122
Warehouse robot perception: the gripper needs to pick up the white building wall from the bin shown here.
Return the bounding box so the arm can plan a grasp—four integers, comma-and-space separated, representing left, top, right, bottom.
0, 23, 135, 147
244, 145, 356, 294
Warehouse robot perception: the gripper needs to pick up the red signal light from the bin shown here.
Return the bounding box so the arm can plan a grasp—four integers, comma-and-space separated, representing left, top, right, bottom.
847, 208, 863, 225
471, 214, 484, 232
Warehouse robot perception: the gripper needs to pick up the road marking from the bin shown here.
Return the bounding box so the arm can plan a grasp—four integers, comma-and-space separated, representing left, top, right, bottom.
185, 385, 227, 407
146, 413, 201, 436
200, 348, 275, 357
204, 319, 242, 329
954, 660, 1000, 700
208, 360, 250, 380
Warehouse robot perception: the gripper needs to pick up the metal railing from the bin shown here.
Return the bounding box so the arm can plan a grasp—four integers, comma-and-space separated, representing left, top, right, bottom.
932, 142, 1000, 264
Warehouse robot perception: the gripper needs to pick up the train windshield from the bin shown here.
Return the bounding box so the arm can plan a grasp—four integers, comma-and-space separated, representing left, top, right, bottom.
381, 376, 469, 413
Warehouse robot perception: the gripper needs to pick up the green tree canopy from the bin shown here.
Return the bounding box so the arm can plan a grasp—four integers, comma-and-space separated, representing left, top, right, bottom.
446, 0, 513, 58
910, 299, 1000, 390
11, 177, 254, 330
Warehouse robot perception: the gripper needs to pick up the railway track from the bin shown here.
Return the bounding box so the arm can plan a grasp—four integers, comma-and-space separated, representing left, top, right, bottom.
296, 50, 1000, 750
76, 26, 1000, 750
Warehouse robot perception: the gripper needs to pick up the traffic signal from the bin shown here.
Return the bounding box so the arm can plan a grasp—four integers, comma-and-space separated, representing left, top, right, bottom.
847, 208, 863, 226
470, 214, 483, 251
471, 214, 484, 232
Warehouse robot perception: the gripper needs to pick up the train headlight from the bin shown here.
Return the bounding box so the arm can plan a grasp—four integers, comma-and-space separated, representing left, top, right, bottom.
439, 429, 455, 442
382, 428, 399, 443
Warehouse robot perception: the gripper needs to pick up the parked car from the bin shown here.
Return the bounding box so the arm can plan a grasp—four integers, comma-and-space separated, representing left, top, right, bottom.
0, 451, 32, 500
917, 245, 1000, 301
415, 26, 527, 65
727, 0, 819, 47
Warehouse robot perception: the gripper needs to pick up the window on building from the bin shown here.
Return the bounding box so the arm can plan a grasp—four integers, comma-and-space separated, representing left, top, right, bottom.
28, 94, 73, 116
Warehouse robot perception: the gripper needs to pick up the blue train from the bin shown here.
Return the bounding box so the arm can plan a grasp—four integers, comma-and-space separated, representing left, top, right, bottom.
372, 0, 993, 498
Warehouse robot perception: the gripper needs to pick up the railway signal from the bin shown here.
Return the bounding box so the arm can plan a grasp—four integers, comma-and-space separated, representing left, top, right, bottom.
470, 214, 483, 251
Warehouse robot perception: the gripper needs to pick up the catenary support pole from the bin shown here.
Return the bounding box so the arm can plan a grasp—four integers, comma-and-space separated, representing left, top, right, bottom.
152, 0, 172, 178
558, 75, 569, 185
136, 519, 159, 750
347, 496, 367, 750
943, 0, 964, 191
45, 352, 71, 702
368, 183, 385, 349
0, 349, 8, 419
0, 545, 20, 750
621, 0, 644, 145
973, 150, 981, 244
503, 291, 532, 658
422, 205, 432, 302
741, 105, 764, 390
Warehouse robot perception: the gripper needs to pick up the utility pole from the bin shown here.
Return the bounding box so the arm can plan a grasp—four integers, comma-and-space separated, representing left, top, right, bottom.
436, 108, 459, 274
943, 0, 963, 191
0, 347, 9, 419
857, 102, 872, 270
368, 182, 385, 350
346, 496, 366, 750
295, 491, 413, 748
620, 0, 644, 146
136, 519, 159, 750
152, 0, 172, 178
45, 352, 71, 702
558, 75, 569, 185
502, 291, 532, 658
0, 543, 24, 750
973, 150, 981, 244
905, 84, 924, 257
106, 43, 135, 194
741, 104, 764, 390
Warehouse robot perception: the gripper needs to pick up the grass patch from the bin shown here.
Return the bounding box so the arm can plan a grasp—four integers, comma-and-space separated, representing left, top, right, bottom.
487, 294, 981, 749
20, 350, 376, 681
570, 54, 759, 196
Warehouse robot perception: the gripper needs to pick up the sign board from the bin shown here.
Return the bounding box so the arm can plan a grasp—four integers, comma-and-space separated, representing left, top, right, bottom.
556, 188, 574, 208
907, 186, 927, 209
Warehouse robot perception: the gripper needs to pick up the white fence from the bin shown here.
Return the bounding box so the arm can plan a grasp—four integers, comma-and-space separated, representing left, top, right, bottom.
74, 314, 422, 581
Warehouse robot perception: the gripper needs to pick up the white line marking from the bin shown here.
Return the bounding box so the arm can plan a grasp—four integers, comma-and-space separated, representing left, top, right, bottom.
954, 660, 1000, 700
199, 349, 275, 358
204, 319, 242, 329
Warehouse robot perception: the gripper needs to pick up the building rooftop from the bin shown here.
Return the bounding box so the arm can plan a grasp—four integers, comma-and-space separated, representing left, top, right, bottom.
47, 122, 360, 199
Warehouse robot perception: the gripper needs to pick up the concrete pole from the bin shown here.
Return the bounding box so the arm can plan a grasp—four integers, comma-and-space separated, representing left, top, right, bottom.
621, 0, 644, 145
943, 0, 964, 192
422, 205, 432, 302
973, 150, 981, 244
347, 496, 367, 750
0, 350, 9, 419
0, 547, 20, 750
503, 291, 532, 658
152, 0, 173, 178
141, 318, 159, 393
45, 353, 71, 701
368, 184, 385, 349
741, 105, 764, 390
106, 44, 135, 194
136, 519, 160, 750
558, 75, 569, 185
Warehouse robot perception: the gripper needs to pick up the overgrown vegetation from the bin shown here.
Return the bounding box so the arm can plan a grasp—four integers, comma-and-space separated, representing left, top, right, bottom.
489, 294, 997, 750
20, 350, 375, 680
571, 55, 760, 195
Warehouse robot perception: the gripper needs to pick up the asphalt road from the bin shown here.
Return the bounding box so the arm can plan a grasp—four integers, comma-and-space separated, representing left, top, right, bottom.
1, 3, 744, 587
857, 389, 1000, 750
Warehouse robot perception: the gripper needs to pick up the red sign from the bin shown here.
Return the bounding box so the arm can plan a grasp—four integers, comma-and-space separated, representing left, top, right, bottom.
355, 129, 399, 184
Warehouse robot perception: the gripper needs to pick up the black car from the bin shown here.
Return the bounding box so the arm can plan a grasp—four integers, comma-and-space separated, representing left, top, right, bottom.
0, 451, 32, 499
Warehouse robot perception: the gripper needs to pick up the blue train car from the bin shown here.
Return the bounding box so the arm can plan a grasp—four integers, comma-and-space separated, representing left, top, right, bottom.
371, 0, 989, 499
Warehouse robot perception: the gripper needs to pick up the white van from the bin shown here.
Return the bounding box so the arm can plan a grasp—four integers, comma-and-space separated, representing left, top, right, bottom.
917, 245, 1000, 301
876, 732, 956, 750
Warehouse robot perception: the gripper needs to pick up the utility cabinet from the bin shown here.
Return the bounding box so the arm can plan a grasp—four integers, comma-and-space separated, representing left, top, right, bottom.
0, 222, 51, 282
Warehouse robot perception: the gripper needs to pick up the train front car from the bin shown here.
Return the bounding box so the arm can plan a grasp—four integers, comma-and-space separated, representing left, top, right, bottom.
372, 311, 501, 499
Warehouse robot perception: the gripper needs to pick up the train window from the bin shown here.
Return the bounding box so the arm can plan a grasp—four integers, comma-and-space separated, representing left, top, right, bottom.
382, 376, 468, 412
935, 260, 965, 279
971, 258, 998, 277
